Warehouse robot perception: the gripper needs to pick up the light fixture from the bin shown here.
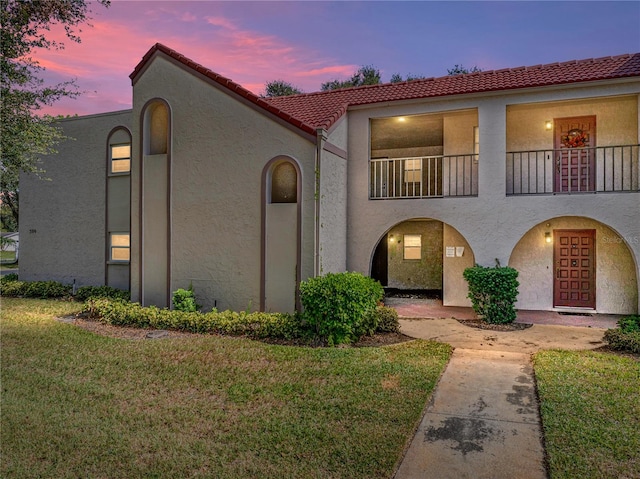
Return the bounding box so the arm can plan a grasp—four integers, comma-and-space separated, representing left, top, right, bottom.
389, 234, 394, 243
544, 120, 553, 131
545, 231, 552, 243
397, 117, 406, 122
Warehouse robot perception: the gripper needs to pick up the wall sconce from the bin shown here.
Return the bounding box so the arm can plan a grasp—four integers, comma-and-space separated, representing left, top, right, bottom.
389, 234, 394, 243
545, 231, 552, 243
544, 120, 553, 131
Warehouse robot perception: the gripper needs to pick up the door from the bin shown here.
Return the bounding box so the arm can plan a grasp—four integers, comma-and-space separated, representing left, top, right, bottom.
554, 229, 596, 309
371, 234, 388, 286
554, 116, 596, 192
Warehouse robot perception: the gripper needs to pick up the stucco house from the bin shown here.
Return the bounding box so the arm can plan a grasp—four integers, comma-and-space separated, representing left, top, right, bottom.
20, 44, 640, 315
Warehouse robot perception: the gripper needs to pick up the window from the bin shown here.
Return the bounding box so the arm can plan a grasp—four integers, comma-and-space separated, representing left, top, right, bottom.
403, 234, 421, 260
111, 144, 131, 173
271, 162, 297, 203
110, 233, 130, 262
404, 158, 421, 183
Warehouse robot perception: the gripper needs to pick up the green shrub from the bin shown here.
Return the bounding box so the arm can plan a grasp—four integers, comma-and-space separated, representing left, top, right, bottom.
375, 306, 401, 333
603, 329, 640, 354
172, 285, 201, 312
299, 272, 384, 345
617, 315, 640, 333
1, 273, 18, 282
463, 262, 519, 324
83, 298, 305, 340
75, 285, 130, 302
0, 279, 71, 299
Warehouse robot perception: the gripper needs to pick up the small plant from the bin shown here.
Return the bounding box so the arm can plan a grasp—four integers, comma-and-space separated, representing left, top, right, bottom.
463, 261, 519, 324
75, 285, 130, 302
375, 306, 401, 333
617, 315, 640, 333
172, 284, 201, 312
299, 272, 384, 345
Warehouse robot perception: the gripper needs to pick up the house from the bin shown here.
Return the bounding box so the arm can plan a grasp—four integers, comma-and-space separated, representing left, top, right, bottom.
19, 44, 640, 315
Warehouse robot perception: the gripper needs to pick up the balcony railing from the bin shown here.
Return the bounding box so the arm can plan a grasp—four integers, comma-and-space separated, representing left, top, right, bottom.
507, 144, 639, 195
370, 154, 478, 199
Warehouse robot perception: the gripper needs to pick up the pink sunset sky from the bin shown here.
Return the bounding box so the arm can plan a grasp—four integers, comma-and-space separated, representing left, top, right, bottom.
33, 1, 640, 117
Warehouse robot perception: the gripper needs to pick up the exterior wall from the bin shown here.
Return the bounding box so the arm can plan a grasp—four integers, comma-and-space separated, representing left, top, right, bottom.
443, 224, 474, 307
347, 80, 640, 313
19, 110, 132, 287
131, 55, 317, 311
387, 220, 443, 289
318, 149, 347, 274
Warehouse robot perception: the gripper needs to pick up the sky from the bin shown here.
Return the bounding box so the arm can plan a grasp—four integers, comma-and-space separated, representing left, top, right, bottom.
34, 0, 640, 117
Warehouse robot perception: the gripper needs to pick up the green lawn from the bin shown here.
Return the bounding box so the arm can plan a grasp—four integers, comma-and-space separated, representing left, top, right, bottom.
0, 298, 451, 479
534, 350, 640, 479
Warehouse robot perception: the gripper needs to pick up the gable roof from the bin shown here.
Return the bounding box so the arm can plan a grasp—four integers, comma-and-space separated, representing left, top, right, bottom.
132, 43, 640, 135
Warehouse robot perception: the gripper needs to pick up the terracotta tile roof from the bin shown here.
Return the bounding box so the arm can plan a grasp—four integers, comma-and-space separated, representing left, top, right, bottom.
132, 44, 640, 136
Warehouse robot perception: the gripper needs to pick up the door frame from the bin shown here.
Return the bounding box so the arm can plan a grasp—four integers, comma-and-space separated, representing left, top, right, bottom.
553, 229, 596, 309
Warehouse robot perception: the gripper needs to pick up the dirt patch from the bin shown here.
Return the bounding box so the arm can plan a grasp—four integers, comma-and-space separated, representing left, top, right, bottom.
592, 345, 640, 361
457, 319, 533, 332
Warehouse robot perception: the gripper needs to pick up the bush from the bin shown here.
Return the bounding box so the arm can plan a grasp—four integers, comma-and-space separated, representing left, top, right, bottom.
1, 273, 18, 282
0, 279, 71, 299
83, 298, 305, 340
603, 329, 640, 354
603, 315, 640, 354
172, 285, 200, 312
463, 263, 519, 324
375, 306, 401, 333
299, 272, 384, 345
75, 285, 130, 302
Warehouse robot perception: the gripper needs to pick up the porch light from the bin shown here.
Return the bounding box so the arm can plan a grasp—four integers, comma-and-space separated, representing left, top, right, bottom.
389, 234, 394, 243
544, 120, 553, 131
545, 231, 552, 243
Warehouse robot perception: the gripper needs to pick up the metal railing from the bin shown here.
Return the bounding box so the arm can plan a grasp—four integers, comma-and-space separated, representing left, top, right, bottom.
507, 144, 640, 195
370, 154, 478, 199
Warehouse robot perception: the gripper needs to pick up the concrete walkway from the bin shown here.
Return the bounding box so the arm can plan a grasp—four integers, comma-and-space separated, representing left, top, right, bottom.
392, 307, 616, 479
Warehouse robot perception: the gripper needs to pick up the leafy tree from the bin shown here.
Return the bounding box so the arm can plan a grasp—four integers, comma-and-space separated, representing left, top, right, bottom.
321, 65, 382, 91
262, 80, 303, 97
390, 73, 426, 83
0, 0, 109, 230
447, 64, 483, 75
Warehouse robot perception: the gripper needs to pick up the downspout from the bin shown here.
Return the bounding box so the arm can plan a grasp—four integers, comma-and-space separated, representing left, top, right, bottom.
315, 128, 328, 276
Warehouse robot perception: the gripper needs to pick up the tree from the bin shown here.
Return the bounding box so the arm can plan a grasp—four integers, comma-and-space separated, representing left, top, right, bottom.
321, 65, 382, 91
447, 64, 483, 75
390, 73, 426, 83
0, 0, 109, 230
262, 80, 303, 97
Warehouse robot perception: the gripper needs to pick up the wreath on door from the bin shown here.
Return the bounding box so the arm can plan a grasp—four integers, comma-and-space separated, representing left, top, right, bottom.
561, 128, 589, 148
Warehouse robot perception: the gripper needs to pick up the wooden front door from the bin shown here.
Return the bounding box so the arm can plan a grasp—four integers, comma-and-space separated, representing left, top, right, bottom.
554, 116, 596, 192
554, 229, 596, 309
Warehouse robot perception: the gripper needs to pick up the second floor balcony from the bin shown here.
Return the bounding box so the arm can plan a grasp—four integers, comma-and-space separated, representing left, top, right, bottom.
507, 144, 640, 195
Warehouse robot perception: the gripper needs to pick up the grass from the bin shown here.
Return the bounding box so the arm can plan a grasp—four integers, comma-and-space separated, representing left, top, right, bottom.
534, 350, 640, 479
0, 298, 452, 479
0, 250, 17, 266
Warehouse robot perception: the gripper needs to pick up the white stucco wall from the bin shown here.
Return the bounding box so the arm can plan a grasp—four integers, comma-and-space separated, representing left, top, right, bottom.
347, 80, 640, 313
20, 110, 132, 287
318, 148, 347, 274
130, 54, 317, 311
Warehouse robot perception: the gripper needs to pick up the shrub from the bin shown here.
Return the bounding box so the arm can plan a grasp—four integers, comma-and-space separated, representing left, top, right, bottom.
375, 306, 401, 333
75, 285, 130, 302
172, 285, 201, 312
603, 329, 640, 354
463, 262, 519, 324
83, 298, 305, 340
299, 272, 384, 345
1, 273, 18, 282
617, 315, 640, 333
0, 279, 71, 299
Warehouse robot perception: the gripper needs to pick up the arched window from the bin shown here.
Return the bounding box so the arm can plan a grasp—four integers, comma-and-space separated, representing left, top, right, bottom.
271, 161, 297, 203
145, 102, 169, 155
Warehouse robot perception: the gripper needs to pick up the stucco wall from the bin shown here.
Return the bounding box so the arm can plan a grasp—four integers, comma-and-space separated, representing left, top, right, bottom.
319, 149, 347, 274
20, 110, 132, 287
443, 224, 474, 307
131, 55, 317, 311
347, 81, 640, 313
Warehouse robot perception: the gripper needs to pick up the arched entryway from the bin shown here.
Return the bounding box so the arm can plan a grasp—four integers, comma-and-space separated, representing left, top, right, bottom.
370, 219, 475, 306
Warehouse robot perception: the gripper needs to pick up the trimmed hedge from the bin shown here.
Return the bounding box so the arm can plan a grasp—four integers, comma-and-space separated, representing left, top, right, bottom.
463, 263, 519, 324
84, 298, 304, 340
603, 315, 640, 353
0, 279, 72, 299
75, 285, 130, 302
299, 272, 384, 345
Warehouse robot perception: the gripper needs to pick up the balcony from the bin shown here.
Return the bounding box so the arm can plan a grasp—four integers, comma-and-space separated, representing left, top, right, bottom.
370, 154, 478, 199
506, 145, 640, 195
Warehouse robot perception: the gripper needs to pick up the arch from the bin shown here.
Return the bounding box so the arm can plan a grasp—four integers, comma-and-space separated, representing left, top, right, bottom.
369, 218, 475, 307
139, 98, 172, 307
261, 156, 302, 312
509, 216, 638, 314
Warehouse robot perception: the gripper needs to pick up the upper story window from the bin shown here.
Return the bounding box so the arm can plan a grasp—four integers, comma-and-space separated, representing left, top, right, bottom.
110, 143, 131, 174
110, 232, 130, 262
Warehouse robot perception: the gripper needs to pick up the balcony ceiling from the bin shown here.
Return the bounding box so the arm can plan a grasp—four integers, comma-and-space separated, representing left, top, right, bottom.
371, 115, 444, 150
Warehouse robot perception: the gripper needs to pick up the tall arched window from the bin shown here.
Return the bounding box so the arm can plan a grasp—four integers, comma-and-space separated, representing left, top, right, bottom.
145, 102, 169, 155
271, 161, 297, 203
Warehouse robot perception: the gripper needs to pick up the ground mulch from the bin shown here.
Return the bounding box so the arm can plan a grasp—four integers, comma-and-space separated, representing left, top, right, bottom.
456, 319, 532, 331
